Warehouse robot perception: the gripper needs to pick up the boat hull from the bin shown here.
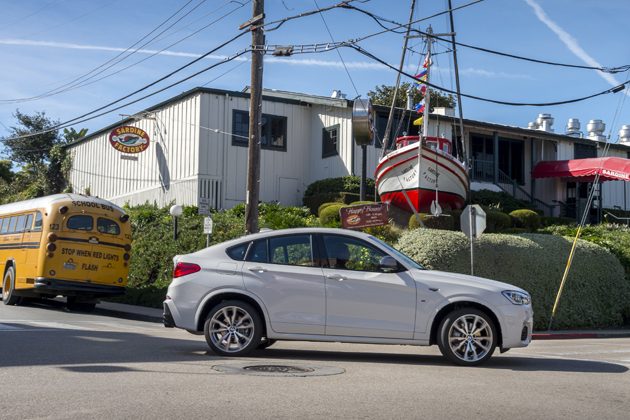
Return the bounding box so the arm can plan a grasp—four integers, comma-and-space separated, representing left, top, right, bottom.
375, 143, 469, 214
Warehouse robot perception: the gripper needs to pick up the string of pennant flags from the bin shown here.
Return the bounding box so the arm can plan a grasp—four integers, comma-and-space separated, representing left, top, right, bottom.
412, 53, 432, 126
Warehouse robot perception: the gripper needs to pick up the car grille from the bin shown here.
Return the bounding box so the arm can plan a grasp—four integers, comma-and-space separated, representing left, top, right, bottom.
521, 325, 529, 341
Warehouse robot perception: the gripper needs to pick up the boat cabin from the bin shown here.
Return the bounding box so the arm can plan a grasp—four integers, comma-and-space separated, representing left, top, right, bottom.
396, 136, 453, 155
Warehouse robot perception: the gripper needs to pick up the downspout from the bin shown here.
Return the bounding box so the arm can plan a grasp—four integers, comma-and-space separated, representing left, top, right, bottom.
223, 93, 229, 209
531, 138, 537, 205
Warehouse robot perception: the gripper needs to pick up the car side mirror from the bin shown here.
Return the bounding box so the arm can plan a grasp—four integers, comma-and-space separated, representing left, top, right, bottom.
378, 255, 399, 273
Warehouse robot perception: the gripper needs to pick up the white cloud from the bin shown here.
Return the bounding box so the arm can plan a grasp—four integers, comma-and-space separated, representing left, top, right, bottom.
523, 0, 624, 90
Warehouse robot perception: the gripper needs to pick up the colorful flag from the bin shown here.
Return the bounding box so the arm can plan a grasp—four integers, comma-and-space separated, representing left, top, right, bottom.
423, 53, 432, 68
413, 116, 424, 126
413, 99, 425, 114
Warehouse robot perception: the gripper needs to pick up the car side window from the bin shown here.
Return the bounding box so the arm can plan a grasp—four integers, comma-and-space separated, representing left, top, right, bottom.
33, 212, 43, 231
247, 239, 268, 263
227, 243, 249, 261
269, 235, 313, 266
322, 235, 386, 272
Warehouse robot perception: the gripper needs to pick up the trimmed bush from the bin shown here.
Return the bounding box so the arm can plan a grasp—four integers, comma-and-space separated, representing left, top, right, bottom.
349, 201, 377, 206
320, 204, 344, 226
503, 227, 527, 234
303, 192, 374, 215
509, 209, 540, 231
395, 229, 630, 330
541, 216, 575, 227
471, 189, 535, 212
318, 202, 341, 216
409, 213, 455, 231
485, 210, 511, 233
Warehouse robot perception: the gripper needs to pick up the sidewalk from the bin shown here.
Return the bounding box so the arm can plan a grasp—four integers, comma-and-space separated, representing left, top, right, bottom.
94, 301, 630, 339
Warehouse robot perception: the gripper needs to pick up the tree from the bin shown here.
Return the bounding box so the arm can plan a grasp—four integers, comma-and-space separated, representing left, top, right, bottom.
1, 110, 62, 165
0, 160, 13, 184
367, 82, 456, 111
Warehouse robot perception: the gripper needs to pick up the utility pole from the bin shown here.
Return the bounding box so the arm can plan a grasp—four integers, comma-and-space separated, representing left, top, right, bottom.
243, 0, 264, 235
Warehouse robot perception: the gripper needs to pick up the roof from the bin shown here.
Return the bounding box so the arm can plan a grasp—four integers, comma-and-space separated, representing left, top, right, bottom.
0, 193, 125, 215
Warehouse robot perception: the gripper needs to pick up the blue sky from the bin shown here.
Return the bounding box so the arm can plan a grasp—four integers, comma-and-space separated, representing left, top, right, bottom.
1, 0, 629, 162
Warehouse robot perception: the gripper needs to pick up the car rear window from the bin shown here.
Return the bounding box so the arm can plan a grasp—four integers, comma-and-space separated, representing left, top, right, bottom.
97, 218, 120, 235
247, 240, 268, 262
67, 215, 93, 231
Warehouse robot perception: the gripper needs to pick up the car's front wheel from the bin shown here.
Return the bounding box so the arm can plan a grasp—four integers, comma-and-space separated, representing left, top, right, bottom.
437, 308, 497, 366
204, 300, 262, 357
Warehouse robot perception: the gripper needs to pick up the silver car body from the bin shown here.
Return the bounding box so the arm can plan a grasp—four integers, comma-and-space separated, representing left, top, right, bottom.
164, 228, 533, 351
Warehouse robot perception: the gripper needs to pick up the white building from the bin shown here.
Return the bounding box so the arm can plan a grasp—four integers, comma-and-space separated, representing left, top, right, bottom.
64, 86, 630, 221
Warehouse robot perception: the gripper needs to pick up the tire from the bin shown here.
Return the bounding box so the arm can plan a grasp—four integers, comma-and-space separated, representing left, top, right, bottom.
2, 267, 21, 306
256, 338, 277, 350
437, 308, 497, 366
204, 300, 262, 357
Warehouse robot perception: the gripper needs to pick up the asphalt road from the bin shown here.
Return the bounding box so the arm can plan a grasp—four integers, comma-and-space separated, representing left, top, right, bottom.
1, 300, 629, 420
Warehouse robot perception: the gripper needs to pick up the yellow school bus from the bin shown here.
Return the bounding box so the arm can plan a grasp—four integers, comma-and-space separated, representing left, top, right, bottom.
0, 193, 131, 311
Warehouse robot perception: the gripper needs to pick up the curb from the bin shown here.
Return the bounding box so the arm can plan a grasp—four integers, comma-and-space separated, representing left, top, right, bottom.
532, 331, 630, 340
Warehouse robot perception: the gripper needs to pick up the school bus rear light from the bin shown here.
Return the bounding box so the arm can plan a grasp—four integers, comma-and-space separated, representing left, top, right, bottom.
46, 243, 56, 252
124, 244, 131, 252
48, 233, 58, 242
46, 252, 54, 258
59, 206, 69, 214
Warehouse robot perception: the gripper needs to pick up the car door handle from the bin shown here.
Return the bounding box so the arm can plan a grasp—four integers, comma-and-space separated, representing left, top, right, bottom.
248, 267, 268, 273
326, 274, 347, 281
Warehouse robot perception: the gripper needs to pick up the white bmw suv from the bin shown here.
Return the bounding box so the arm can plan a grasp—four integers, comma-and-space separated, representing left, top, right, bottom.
163, 228, 533, 366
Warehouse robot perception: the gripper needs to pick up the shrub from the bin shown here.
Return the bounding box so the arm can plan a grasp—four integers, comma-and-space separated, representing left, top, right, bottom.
395, 229, 630, 330
320, 204, 344, 226
485, 211, 511, 233
509, 209, 540, 231
471, 189, 535, 211
318, 202, 341, 216
503, 228, 527, 234
349, 201, 377, 206
409, 213, 455, 231
540, 216, 575, 227
303, 192, 374, 215
541, 224, 630, 282
360, 223, 402, 245
304, 175, 375, 197
447, 210, 463, 231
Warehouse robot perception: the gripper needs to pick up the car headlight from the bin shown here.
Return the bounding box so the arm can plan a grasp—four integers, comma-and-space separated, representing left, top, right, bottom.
502, 290, 531, 305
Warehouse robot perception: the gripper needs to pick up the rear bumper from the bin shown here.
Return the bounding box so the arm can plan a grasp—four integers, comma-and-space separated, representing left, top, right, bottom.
163, 302, 176, 328
34, 278, 126, 297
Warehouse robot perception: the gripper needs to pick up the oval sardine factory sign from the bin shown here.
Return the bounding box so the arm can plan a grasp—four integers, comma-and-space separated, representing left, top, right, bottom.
109, 126, 150, 154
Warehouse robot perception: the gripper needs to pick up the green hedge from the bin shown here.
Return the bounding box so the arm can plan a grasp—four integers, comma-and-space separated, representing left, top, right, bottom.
395, 229, 630, 330
319, 204, 344, 226
304, 175, 375, 197
509, 209, 540, 231
303, 192, 375, 216
409, 213, 455, 231
541, 216, 576, 227
447, 210, 463, 231
485, 210, 511, 233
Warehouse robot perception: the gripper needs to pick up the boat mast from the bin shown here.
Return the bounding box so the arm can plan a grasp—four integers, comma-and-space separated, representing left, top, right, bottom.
448, 0, 468, 166
421, 26, 433, 139
379, 0, 417, 160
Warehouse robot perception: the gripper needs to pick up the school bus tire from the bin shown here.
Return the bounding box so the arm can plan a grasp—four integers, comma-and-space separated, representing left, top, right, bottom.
2, 267, 21, 306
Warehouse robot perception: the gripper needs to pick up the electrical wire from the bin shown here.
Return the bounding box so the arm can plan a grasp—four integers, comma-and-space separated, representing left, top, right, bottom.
348, 44, 630, 107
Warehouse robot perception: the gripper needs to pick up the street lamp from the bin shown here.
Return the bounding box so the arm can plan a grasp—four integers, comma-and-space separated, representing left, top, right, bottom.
170, 204, 183, 240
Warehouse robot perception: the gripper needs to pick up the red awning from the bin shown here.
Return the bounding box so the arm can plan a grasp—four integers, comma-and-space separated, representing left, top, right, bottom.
531, 157, 630, 182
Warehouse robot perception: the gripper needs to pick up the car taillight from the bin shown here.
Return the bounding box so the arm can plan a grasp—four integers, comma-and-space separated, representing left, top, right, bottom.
173, 262, 201, 278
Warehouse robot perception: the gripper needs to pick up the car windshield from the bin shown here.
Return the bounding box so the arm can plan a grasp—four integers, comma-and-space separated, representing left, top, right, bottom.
369, 236, 425, 270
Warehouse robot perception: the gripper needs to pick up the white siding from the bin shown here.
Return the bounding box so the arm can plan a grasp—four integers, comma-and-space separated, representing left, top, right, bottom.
67, 94, 202, 207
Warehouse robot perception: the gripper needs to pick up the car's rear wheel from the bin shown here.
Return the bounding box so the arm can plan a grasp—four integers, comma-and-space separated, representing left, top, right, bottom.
2, 267, 21, 306
204, 300, 262, 357
437, 308, 497, 366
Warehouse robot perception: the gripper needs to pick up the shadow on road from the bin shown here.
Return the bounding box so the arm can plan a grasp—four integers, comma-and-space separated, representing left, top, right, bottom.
251, 348, 629, 374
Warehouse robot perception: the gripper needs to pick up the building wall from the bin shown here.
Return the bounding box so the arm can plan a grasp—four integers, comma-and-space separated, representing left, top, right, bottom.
67, 94, 201, 208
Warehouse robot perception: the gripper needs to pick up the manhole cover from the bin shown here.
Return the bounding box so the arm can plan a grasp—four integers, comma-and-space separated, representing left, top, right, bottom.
244, 365, 315, 373
214, 363, 344, 377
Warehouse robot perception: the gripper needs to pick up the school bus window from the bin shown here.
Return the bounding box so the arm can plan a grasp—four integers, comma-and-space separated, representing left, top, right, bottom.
24, 214, 34, 231
33, 212, 43, 230
0, 217, 8, 233
16, 215, 26, 232
67, 215, 93, 231
8, 216, 17, 233
97, 218, 120, 235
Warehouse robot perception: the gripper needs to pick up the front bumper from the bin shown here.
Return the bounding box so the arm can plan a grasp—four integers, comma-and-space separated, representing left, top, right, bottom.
499, 304, 534, 349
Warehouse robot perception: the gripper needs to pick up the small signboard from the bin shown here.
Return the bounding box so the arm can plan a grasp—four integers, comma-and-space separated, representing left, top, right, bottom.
461, 205, 486, 239
204, 216, 213, 235
199, 198, 210, 216
120, 155, 138, 161
109, 126, 150, 154
340, 203, 388, 230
